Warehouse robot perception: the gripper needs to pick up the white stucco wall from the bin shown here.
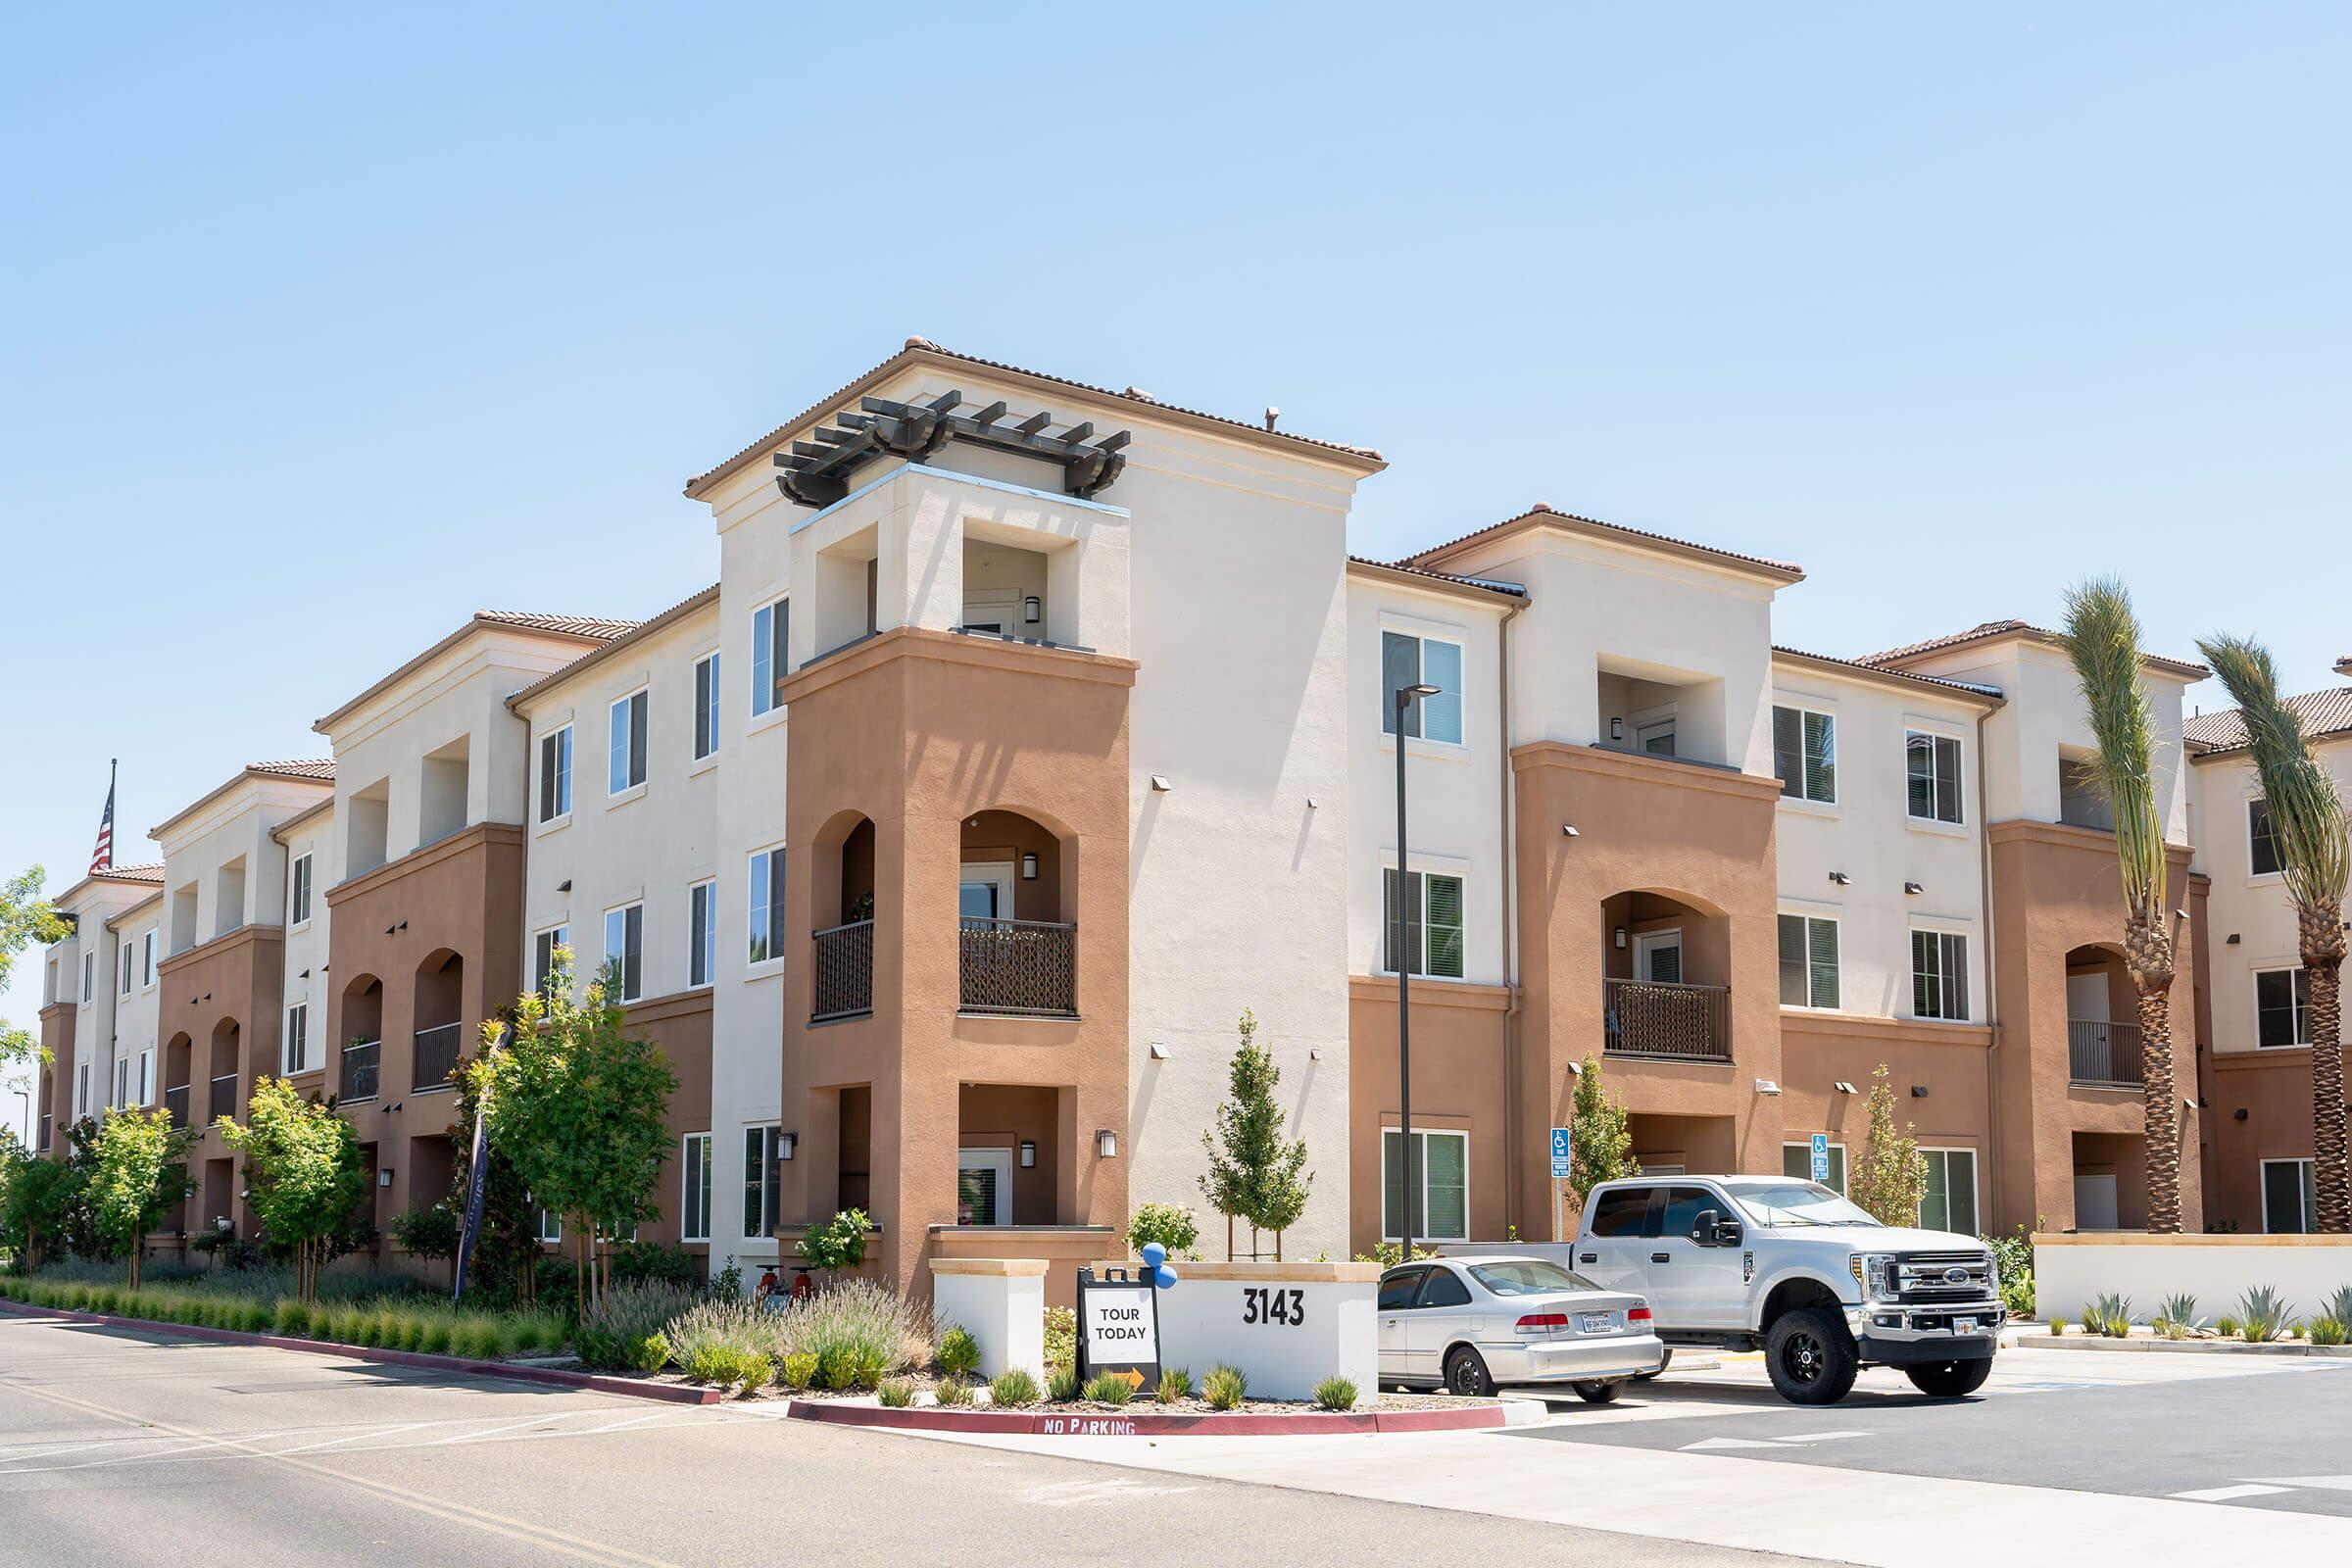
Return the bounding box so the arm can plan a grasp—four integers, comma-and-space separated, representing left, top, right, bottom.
105, 901, 163, 1106
276, 802, 336, 1075
56, 879, 160, 1119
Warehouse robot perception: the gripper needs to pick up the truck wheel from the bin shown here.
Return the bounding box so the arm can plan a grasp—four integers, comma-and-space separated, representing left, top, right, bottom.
1904, 1358, 1992, 1397
1632, 1348, 1673, 1383
1571, 1380, 1622, 1404
1765, 1308, 1859, 1404
1444, 1347, 1495, 1397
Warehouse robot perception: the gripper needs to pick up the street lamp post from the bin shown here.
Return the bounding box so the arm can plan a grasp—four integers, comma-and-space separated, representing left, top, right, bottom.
1394, 680, 1442, 1269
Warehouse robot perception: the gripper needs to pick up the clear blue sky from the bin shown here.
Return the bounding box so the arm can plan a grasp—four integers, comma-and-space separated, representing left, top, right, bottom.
6, 5, 2348, 1130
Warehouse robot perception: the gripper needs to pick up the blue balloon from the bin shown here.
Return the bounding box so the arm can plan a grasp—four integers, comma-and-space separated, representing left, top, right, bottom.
1141, 1243, 1166, 1268
1154, 1264, 1178, 1290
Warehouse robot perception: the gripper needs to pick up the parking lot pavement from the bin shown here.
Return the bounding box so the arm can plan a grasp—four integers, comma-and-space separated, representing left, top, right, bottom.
915, 1347, 2352, 1567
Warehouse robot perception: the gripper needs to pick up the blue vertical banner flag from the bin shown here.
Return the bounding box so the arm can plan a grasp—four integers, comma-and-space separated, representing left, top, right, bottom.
453, 1084, 491, 1303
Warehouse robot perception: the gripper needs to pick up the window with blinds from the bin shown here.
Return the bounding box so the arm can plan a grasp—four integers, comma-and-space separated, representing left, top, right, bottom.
743, 1125, 780, 1239
751, 599, 789, 717
1906, 731, 1964, 823
1384, 868, 1465, 980
1920, 1149, 1979, 1234
1778, 914, 1839, 1008
748, 847, 786, 965
694, 653, 720, 760
681, 1133, 711, 1243
538, 726, 573, 821
688, 881, 716, 988
609, 690, 649, 795
1383, 1129, 1468, 1241
1911, 929, 1970, 1020
1773, 706, 1837, 804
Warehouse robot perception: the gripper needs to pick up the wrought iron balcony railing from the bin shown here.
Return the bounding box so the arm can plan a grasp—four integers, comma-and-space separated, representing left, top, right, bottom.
958, 917, 1077, 1017
1603, 977, 1733, 1062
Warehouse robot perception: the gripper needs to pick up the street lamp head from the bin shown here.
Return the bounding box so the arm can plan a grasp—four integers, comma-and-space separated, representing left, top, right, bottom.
1396, 681, 1442, 709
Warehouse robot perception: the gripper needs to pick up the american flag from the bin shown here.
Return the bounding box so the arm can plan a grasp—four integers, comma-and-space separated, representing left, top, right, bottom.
89, 763, 115, 874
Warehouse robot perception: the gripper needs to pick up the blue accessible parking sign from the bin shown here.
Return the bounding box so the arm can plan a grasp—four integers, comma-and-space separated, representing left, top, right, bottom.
1550, 1127, 1573, 1180
1810, 1132, 1831, 1183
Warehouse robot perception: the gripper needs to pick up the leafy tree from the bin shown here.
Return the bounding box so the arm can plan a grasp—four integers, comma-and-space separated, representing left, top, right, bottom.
1125, 1200, 1201, 1259
444, 1064, 543, 1307
1, 865, 71, 1075
217, 1077, 368, 1301
1847, 1064, 1929, 1227
467, 949, 675, 1314
1198, 1009, 1312, 1259
86, 1107, 191, 1288
1565, 1054, 1641, 1216
0, 1134, 75, 1273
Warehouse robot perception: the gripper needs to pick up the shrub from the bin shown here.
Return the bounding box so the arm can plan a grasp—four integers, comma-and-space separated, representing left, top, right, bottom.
2216, 1314, 2240, 1339
1083, 1371, 1136, 1405
990, 1368, 1040, 1407
1125, 1201, 1201, 1258
686, 1343, 765, 1387
936, 1325, 981, 1378
1311, 1376, 1357, 1412
609, 1242, 702, 1291
771, 1278, 929, 1378
936, 1377, 974, 1406
453, 1316, 505, 1359
577, 1281, 701, 1371
1047, 1364, 1082, 1402
878, 1379, 915, 1407
1202, 1365, 1247, 1411
736, 1353, 773, 1395
2310, 1316, 2348, 1348
797, 1209, 871, 1271
778, 1351, 819, 1389
2235, 1285, 2290, 1343
1984, 1225, 2036, 1319
2048, 1319, 2067, 1336
1155, 1366, 1193, 1403
1042, 1304, 1076, 1372
419, 1317, 455, 1356
273, 1298, 312, 1338
628, 1332, 670, 1374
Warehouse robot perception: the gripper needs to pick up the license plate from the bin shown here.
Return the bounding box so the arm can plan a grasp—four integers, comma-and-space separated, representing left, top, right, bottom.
1954, 1317, 1978, 1334
1580, 1312, 1616, 1334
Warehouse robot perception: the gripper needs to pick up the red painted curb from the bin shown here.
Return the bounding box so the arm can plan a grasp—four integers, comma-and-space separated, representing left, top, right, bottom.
786, 1397, 1504, 1437
0, 1298, 721, 1405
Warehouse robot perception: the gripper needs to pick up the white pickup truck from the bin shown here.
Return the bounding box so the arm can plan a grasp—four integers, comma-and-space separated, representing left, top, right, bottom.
1448, 1173, 2004, 1403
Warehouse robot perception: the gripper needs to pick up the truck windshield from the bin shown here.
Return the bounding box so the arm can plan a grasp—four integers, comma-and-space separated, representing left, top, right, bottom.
1468, 1260, 1598, 1296
1731, 1183, 1882, 1227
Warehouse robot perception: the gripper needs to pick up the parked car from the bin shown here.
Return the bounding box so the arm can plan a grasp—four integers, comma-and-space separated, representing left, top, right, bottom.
1377, 1254, 1667, 1400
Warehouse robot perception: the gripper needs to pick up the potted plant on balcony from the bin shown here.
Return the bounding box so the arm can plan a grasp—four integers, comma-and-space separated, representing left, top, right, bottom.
797, 1207, 870, 1291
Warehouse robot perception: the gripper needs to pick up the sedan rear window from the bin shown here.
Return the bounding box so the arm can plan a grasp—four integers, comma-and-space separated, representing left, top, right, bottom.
1469, 1261, 1598, 1296
1378, 1268, 1427, 1310
1417, 1268, 1472, 1307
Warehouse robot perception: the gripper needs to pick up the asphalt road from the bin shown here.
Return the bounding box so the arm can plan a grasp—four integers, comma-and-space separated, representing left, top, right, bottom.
0, 1310, 1804, 1568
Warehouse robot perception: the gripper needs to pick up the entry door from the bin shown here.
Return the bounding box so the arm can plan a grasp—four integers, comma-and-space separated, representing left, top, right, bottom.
1633, 930, 1684, 985
956, 1148, 1015, 1226
2074, 1174, 2120, 1231
960, 594, 1022, 635
959, 862, 1014, 923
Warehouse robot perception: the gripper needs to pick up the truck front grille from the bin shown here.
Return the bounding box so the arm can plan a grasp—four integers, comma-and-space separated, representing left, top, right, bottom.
1894, 1250, 1992, 1302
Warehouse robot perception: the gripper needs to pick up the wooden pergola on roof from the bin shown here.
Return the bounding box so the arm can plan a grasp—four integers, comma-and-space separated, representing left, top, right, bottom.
773, 388, 1132, 508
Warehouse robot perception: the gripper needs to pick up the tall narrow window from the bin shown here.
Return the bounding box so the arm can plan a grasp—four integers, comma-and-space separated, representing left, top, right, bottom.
750, 599, 790, 717
538, 726, 573, 822
1382, 1128, 1468, 1242
1905, 731, 1964, 824
609, 691, 649, 795
603, 904, 643, 1003
1773, 706, 1837, 804
120, 940, 134, 996
533, 924, 569, 998
289, 853, 314, 925
688, 881, 716, 988
748, 846, 787, 965
1778, 914, 1840, 1008
681, 1133, 712, 1244
1911, 930, 1971, 1020
1781, 1143, 1849, 1193
1920, 1149, 1979, 1234
694, 653, 720, 760
1380, 631, 1464, 745
284, 1003, 310, 1075
2248, 799, 2282, 876
141, 929, 156, 987
137, 1049, 154, 1105
116, 1057, 130, 1107
1383, 868, 1466, 979
2263, 1157, 2318, 1233
75, 1062, 89, 1116
81, 952, 93, 1003
743, 1125, 781, 1239
2256, 967, 2312, 1048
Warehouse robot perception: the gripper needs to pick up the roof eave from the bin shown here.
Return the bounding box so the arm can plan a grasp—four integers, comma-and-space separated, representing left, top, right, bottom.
1408, 509, 1804, 587
314, 616, 618, 736
507, 585, 724, 711
1345, 557, 1527, 607
1770, 647, 2006, 709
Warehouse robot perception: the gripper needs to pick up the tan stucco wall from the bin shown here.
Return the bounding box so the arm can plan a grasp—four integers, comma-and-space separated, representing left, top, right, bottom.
157, 923, 286, 1233
1779, 1011, 1993, 1196
1347, 976, 1508, 1256
622, 988, 714, 1253
37, 1004, 74, 1154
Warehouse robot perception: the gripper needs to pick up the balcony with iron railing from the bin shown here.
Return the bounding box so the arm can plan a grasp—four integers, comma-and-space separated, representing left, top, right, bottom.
413, 1022, 463, 1093
2069, 1019, 2144, 1088
208, 1073, 240, 1122
165, 1084, 189, 1131
342, 1039, 381, 1102
1603, 977, 1733, 1063
958, 917, 1077, 1017
811, 920, 875, 1023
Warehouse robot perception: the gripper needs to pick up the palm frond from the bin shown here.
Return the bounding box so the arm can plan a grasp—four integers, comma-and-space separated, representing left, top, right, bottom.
2061, 577, 2167, 918
2198, 632, 2352, 924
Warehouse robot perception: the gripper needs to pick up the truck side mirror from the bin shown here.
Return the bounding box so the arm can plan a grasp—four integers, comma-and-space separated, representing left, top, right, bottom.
1712, 1218, 1743, 1248
1690, 1207, 1722, 1244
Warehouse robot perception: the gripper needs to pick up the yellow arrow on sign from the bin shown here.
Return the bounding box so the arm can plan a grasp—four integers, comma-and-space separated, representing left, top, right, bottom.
1112, 1367, 1145, 1392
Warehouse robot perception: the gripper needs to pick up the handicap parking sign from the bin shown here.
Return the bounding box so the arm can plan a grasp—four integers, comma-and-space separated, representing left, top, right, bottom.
1810, 1132, 1830, 1183
1550, 1127, 1573, 1180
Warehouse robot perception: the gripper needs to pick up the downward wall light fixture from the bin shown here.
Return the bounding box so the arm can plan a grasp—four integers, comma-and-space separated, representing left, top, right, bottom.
1754, 1079, 1782, 1097
1833, 1081, 1857, 1095
1020, 853, 1038, 880
1613, 926, 1629, 950
1904, 881, 1925, 896
1829, 871, 1851, 886
1096, 1129, 1119, 1158
1023, 595, 1042, 624
1019, 1141, 1036, 1167
778, 1131, 797, 1161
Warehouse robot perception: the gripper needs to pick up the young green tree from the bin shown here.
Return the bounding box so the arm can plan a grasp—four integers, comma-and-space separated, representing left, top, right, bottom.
467, 950, 675, 1314
445, 1062, 543, 1307
1198, 1009, 1313, 1259
86, 1107, 191, 1289
0, 1134, 75, 1273
1565, 1054, 1641, 1217
1847, 1064, 1930, 1227
217, 1077, 368, 1301
1, 866, 71, 1076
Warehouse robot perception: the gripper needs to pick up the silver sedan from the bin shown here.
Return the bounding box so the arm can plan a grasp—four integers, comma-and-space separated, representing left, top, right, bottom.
1378, 1255, 1667, 1401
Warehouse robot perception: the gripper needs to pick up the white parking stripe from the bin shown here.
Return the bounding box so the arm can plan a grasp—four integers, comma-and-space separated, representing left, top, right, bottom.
2174, 1485, 2293, 1502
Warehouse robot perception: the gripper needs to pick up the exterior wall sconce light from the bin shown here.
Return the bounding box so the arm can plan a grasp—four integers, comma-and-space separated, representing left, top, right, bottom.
1754, 1079, 1782, 1096
1609, 716, 1625, 741
377, 1168, 394, 1188
1561, 823, 1580, 837
1023, 595, 1042, 624
1150, 775, 1173, 793
1149, 1040, 1169, 1059
558, 879, 572, 893
1903, 881, 1925, 896
2226, 933, 2241, 945
1833, 1081, 1857, 1095
1910, 1086, 1930, 1098
1613, 926, 1629, 949
1020, 853, 1039, 880
778, 1131, 797, 1161
1096, 1129, 1119, 1158
2233, 1107, 2249, 1121
1829, 871, 1850, 886
1019, 1141, 1036, 1167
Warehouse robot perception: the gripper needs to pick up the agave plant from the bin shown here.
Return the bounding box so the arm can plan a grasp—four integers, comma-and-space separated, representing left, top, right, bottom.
2153, 1292, 2203, 1338
2328, 1284, 2352, 1328
2234, 1285, 2291, 1344
2198, 634, 2352, 1233
2064, 580, 2181, 1233
2082, 1291, 2134, 1338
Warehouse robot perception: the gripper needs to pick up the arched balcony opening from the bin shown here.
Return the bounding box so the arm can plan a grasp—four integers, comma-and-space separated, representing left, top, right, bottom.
2066, 943, 2141, 1087
958, 808, 1076, 1017
810, 812, 876, 1023
414, 950, 465, 1093
164, 1033, 193, 1130
341, 975, 383, 1102
207, 1019, 242, 1121
1600, 889, 1732, 1062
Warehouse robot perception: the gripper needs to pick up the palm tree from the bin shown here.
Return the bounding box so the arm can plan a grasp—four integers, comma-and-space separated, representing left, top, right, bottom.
2196, 634, 2351, 1232
2061, 578, 2181, 1232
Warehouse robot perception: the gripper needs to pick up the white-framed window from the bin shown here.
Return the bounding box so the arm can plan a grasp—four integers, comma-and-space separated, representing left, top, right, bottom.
681, 1132, 712, 1244
74, 1062, 89, 1116
1383, 867, 1464, 980
1778, 913, 1839, 1008
533, 923, 569, 998
2247, 799, 2281, 877
1912, 929, 1971, 1021
141, 928, 157, 987
1905, 730, 1964, 824
688, 880, 716, 988
120, 939, 134, 996
1380, 630, 1464, 745
694, 653, 720, 760
750, 598, 789, 717
538, 725, 573, 822
1782, 1141, 1850, 1194
1773, 706, 1838, 804
748, 846, 786, 966
2263, 1157, 2318, 1234
1919, 1148, 1979, 1235
2256, 966, 2311, 1048
609, 690, 648, 796
136, 1049, 154, 1106
533, 1202, 563, 1245
114, 1056, 129, 1108
603, 904, 643, 1003
1382, 1128, 1468, 1242
82, 951, 93, 1003
289, 853, 314, 926
744, 1124, 782, 1239
284, 1002, 310, 1074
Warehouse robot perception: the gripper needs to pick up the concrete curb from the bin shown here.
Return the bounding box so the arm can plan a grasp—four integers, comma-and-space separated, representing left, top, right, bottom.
786, 1396, 1506, 1438
2017, 1332, 2352, 1357
0, 1298, 722, 1404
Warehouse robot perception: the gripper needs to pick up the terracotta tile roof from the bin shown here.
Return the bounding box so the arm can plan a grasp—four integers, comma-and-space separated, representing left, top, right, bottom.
2184, 687, 2352, 754
1346, 556, 1527, 601
1863, 619, 2209, 680
508, 584, 723, 710
683, 337, 1387, 500
474, 611, 645, 640
316, 611, 639, 734
246, 759, 336, 781
1771, 646, 2004, 705
92, 862, 164, 882
1403, 503, 1804, 584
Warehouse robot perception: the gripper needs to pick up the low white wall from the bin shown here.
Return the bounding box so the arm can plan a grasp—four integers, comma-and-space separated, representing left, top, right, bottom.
2034, 1235, 2352, 1323
932, 1259, 1047, 1380
1112, 1260, 1378, 1401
